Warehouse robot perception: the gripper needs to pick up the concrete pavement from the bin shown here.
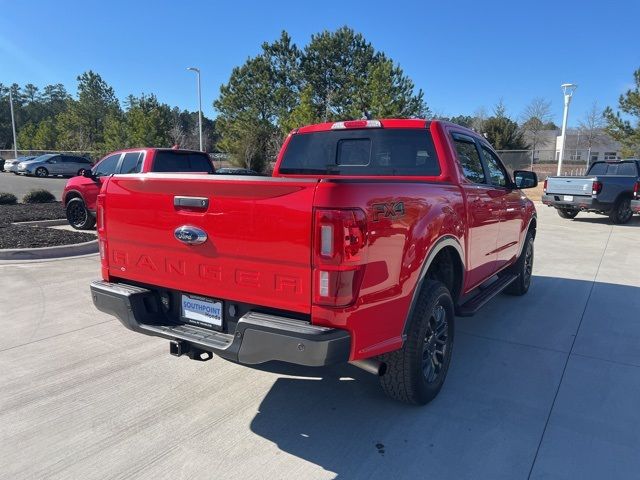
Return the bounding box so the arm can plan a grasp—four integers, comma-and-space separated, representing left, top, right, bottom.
0, 205, 639, 479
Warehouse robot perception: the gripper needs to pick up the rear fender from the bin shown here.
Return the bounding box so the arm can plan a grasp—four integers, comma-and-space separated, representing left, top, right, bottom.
401, 235, 465, 339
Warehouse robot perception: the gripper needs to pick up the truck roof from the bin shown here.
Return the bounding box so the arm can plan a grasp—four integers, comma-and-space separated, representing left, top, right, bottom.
296, 118, 429, 133
295, 118, 482, 139
108, 147, 206, 155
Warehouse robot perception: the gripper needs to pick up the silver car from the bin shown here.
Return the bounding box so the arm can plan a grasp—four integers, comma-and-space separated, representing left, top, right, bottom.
3, 156, 37, 173
17, 154, 93, 177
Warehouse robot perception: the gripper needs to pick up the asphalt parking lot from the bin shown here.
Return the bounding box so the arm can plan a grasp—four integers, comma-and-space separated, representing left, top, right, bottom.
1, 205, 639, 479
0, 172, 67, 200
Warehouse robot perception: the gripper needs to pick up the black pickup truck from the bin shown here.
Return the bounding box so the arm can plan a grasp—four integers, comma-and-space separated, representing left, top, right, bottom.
542, 159, 640, 224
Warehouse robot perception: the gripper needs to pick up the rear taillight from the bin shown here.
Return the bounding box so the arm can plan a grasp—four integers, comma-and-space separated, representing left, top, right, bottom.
543, 179, 548, 194
592, 181, 603, 195
313, 208, 368, 307
633, 181, 639, 199
99, 239, 107, 261
96, 193, 107, 266
96, 193, 105, 230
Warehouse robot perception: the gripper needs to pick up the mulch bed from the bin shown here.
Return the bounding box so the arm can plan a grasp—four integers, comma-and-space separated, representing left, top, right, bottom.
0, 202, 96, 249
0, 202, 66, 225
0, 224, 96, 249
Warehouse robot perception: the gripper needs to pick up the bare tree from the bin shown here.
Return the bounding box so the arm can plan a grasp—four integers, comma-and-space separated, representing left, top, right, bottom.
169, 122, 185, 147
520, 97, 554, 154
471, 106, 488, 133
168, 109, 186, 147
242, 135, 258, 171
578, 101, 605, 166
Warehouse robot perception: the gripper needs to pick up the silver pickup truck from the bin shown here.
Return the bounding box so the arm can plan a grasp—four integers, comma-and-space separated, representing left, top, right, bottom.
542, 159, 640, 224
542, 160, 640, 224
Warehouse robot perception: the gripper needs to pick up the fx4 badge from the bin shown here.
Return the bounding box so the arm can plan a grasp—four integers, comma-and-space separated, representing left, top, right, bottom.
372, 202, 405, 221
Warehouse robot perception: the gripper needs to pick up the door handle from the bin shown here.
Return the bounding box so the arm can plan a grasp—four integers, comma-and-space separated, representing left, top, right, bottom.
174, 196, 209, 209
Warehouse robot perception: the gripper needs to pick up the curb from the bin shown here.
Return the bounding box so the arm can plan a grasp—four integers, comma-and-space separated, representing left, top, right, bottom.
0, 239, 99, 260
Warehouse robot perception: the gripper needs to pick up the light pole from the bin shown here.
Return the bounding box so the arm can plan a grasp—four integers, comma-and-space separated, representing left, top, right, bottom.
557, 83, 577, 176
187, 67, 203, 152
8, 89, 18, 159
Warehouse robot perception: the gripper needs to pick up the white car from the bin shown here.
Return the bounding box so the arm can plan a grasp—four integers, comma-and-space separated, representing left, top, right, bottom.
3, 156, 37, 173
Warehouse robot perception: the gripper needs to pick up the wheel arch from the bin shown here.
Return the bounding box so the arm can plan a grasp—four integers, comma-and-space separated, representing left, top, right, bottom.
63, 189, 84, 206
613, 190, 634, 205
401, 235, 465, 339
515, 214, 537, 258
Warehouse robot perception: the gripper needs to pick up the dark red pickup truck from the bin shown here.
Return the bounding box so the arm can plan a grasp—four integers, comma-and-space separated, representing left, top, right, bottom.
90, 119, 538, 405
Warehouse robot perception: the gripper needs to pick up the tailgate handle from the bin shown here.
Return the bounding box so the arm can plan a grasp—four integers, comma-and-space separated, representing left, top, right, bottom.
174, 196, 209, 209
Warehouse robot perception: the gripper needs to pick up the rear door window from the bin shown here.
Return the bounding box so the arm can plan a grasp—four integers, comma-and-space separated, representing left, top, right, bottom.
452, 135, 485, 184
151, 151, 214, 173
279, 128, 440, 176
119, 152, 144, 174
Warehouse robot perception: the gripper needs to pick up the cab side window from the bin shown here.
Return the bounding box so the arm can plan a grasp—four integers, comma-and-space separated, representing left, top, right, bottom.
480, 146, 509, 187
119, 152, 144, 174
452, 134, 485, 184
94, 154, 121, 176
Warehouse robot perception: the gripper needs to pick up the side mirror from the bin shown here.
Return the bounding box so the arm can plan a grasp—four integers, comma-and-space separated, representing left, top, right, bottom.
82, 169, 96, 179
513, 170, 538, 189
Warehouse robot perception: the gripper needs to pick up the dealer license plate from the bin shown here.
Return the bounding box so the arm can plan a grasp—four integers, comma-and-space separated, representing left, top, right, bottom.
563, 195, 574, 201
181, 294, 223, 329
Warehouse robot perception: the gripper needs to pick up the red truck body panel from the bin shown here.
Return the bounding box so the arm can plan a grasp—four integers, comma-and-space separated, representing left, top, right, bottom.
97, 119, 536, 361
102, 174, 317, 314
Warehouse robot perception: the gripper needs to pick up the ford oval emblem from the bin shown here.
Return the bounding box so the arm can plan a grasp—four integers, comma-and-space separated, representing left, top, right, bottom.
174, 225, 207, 245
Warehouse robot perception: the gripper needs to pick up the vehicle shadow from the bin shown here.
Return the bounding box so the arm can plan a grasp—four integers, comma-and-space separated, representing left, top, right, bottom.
248, 276, 640, 479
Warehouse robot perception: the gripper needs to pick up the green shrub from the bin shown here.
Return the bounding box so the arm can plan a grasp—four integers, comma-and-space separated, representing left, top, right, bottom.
0, 192, 18, 205
22, 189, 56, 204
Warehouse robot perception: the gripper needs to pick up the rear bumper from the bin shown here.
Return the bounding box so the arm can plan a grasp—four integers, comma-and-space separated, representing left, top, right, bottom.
632, 200, 640, 213
90, 280, 351, 367
541, 194, 611, 211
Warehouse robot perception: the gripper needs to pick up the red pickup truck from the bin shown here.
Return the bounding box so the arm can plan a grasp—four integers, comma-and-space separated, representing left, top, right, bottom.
63, 148, 215, 229
90, 119, 538, 405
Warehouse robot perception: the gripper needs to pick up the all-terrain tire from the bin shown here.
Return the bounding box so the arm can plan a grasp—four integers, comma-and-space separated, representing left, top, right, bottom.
609, 198, 633, 225
504, 230, 535, 296
66, 197, 96, 230
379, 280, 455, 405
557, 208, 578, 219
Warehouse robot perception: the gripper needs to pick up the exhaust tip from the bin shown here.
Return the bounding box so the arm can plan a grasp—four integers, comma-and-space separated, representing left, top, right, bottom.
350, 359, 386, 376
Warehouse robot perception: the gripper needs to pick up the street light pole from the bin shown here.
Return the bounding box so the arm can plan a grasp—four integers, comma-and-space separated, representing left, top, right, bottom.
8, 89, 18, 159
187, 67, 203, 152
557, 83, 577, 176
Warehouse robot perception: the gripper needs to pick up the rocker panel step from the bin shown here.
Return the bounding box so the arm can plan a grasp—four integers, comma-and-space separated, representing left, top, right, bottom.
456, 274, 518, 317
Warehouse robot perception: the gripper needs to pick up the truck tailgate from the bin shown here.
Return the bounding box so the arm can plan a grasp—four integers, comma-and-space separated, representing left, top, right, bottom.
102, 174, 318, 314
546, 176, 595, 195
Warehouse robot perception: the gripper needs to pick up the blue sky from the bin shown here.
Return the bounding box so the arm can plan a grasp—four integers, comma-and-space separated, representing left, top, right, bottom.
1, 0, 639, 126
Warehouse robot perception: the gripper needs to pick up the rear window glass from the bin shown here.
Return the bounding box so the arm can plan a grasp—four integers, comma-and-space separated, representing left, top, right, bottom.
151, 151, 214, 173
588, 162, 638, 175
279, 128, 440, 176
